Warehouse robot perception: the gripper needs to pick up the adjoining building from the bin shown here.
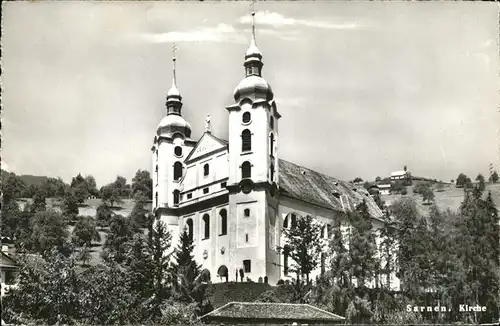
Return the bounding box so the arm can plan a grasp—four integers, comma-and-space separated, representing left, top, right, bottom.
1, 241, 18, 297
378, 184, 391, 196
151, 11, 398, 289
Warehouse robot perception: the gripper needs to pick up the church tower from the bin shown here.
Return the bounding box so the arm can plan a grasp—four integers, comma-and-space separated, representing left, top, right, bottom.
152, 46, 196, 242
226, 7, 282, 283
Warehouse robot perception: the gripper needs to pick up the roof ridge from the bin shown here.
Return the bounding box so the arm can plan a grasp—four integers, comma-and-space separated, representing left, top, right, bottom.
305, 303, 346, 319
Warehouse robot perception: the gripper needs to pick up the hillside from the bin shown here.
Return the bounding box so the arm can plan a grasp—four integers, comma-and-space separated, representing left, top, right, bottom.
382, 182, 500, 216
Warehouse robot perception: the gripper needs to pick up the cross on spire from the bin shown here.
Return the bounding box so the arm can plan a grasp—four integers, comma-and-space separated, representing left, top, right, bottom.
172, 43, 178, 86
250, 0, 256, 43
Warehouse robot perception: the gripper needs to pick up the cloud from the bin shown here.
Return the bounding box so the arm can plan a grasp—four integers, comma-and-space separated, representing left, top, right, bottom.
133, 23, 246, 44
244, 28, 302, 41
239, 11, 360, 30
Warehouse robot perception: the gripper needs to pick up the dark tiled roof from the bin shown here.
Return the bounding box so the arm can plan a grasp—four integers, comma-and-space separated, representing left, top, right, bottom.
202, 137, 383, 220
279, 160, 384, 219
202, 301, 345, 322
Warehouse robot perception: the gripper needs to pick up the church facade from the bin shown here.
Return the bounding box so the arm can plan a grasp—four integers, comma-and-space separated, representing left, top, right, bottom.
151, 16, 399, 289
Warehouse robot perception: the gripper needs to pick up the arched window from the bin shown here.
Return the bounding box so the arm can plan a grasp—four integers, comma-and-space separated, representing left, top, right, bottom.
242, 129, 251, 152
244, 208, 250, 217
269, 133, 274, 156
270, 164, 275, 182
270, 116, 274, 129
242, 112, 251, 123
242, 161, 251, 178
186, 219, 193, 241
220, 209, 227, 235
173, 162, 182, 181
291, 214, 297, 229
203, 214, 210, 239
173, 190, 180, 206
174, 146, 182, 157
283, 216, 288, 228
203, 164, 209, 176
284, 245, 290, 275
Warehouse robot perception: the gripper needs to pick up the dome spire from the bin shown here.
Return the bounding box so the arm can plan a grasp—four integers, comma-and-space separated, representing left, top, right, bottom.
166, 43, 182, 115
244, 0, 263, 77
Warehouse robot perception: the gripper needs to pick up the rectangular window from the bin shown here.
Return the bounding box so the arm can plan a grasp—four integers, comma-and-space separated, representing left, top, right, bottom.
243, 259, 251, 273
245, 233, 249, 242
221, 182, 227, 188
187, 193, 192, 199
203, 187, 209, 194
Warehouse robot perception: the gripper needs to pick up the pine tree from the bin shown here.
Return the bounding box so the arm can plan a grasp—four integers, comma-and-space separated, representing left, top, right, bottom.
170, 229, 201, 302
379, 211, 397, 290
348, 200, 378, 288
329, 221, 351, 287
282, 214, 323, 282
148, 220, 172, 302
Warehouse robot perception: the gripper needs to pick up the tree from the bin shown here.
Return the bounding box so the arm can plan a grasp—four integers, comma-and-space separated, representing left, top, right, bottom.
70, 173, 90, 204
348, 200, 378, 288
131, 170, 153, 200
490, 170, 499, 183
101, 183, 124, 207
170, 229, 201, 302
353, 177, 363, 184
282, 214, 323, 282
2, 248, 81, 325
96, 203, 113, 227
379, 211, 397, 290
456, 173, 468, 188
130, 196, 150, 229
375, 176, 382, 182
62, 189, 79, 221
72, 216, 101, 247
31, 188, 47, 213
149, 220, 173, 302
362, 181, 371, 190
422, 187, 435, 204
102, 214, 138, 264
84, 175, 99, 197
31, 210, 69, 256
2, 173, 26, 204
476, 173, 486, 191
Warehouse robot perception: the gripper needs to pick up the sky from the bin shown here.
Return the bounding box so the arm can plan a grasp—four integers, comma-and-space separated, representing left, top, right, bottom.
2, 1, 499, 187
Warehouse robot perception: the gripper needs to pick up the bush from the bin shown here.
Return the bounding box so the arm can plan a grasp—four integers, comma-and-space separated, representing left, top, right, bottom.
255, 290, 280, 303
276, 279, 285, 285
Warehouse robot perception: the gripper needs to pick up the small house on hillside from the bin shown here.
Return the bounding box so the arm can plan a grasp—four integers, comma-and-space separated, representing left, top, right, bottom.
378, 184, 391, 195
1, 245, 18, 296
200, 301, 345, 325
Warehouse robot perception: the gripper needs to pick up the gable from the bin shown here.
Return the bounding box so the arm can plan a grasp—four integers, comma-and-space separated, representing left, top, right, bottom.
185, 133, 228, 163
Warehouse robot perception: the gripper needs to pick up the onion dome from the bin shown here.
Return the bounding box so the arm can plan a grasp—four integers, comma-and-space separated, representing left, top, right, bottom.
233, 11, 273, 101
157, 114, 192, 138
156, 44, 192, 138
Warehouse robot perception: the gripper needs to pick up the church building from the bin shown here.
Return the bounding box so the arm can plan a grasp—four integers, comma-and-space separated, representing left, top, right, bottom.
151, 11, 397, 288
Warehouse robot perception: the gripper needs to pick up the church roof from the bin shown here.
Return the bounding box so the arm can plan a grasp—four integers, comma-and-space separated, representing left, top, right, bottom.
193, 136, 383, 220
279, 160, 384, 219
201, 301, 345, 323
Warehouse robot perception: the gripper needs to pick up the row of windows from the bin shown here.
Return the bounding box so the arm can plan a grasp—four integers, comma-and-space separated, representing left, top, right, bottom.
184, 208, 252, 241
185, 209, 228, 240
173, 162, 209, 183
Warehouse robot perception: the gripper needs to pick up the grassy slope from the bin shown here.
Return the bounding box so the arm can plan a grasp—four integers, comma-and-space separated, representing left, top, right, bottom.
381, 183, 500, 216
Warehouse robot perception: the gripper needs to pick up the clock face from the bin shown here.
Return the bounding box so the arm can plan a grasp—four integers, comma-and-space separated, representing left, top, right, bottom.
239, 179, 254, 194
203, 250, 208, 260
